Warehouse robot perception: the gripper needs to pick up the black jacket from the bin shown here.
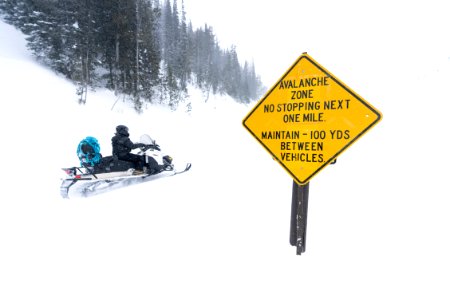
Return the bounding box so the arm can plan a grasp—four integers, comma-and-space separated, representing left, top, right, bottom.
111, 132, 141, 158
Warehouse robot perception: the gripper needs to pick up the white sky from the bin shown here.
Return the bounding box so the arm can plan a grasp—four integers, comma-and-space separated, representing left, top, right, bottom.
184, 0, 450, 86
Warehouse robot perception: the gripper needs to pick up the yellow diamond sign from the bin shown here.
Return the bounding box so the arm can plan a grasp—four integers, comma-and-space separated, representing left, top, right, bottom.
243, 53, 382, 184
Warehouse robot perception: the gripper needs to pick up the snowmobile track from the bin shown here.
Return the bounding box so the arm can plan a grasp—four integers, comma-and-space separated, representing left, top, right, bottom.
61, 163, 191, 199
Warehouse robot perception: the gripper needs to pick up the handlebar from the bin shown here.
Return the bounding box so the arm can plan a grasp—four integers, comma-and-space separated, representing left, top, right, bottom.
140, 143, 161, 151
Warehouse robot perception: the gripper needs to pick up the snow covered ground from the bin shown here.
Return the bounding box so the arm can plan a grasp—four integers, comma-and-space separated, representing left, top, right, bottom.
1, 11, 450, 300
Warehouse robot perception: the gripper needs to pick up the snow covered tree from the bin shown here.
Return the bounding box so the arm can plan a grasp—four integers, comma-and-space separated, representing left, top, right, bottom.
174, 0, 190, 90
0, 0, 26, 28
134, 0, 161, 103
0, 0, 264, 107
222, 46, 241, 99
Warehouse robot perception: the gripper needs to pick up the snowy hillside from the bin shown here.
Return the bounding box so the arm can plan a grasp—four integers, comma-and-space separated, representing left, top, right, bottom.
1, 12, 450, 300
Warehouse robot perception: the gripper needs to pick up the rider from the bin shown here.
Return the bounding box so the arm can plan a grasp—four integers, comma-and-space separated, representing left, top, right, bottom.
111, 125, 158, 172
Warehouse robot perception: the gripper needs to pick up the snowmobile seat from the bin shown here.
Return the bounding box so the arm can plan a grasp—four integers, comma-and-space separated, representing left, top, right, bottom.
93, 155, 136, 173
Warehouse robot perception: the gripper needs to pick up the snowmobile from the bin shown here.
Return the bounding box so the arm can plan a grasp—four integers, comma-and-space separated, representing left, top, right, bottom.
60, 134, 191, 198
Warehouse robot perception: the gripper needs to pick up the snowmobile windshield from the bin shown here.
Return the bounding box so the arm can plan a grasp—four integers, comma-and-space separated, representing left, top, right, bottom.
140, 134, 155, 145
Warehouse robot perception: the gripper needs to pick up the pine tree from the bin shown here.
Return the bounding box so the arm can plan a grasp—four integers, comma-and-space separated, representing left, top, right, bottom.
73, 0, 103, 103
52, 0, 80, 79
93, 0, 121, 92
161, 0, 173, 66
222, 46, 241, 99
135, 0, 161, 103
176, 0, 190, 91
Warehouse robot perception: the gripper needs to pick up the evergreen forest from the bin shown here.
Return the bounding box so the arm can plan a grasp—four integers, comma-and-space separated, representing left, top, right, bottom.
0, 0, 264, 111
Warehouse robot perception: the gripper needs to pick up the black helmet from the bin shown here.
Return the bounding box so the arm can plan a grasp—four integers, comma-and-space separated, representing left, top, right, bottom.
116, 125, 129, 135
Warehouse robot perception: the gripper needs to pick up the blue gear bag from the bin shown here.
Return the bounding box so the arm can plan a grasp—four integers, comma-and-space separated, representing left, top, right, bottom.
77, 136, 102, 166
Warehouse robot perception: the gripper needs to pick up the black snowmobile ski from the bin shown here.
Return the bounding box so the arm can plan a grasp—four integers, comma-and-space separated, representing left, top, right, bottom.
173, 162, 191, 175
